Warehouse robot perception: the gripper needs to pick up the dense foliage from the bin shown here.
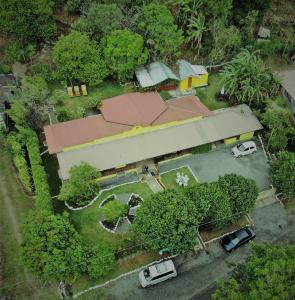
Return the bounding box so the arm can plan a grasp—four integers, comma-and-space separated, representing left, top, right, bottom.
218, 174, 258, 218
58, 162, 100, 207
270, 151, 295, 199
213, 243, 295, 300
103, 200, 128, 222
221, 49, 279, 108
53, 32, 109, 86
103, 29, 148, 80
133, 189, 199, 254
21, 211, 84, 280
0, 0, 56, 43
139, 3, 183, 62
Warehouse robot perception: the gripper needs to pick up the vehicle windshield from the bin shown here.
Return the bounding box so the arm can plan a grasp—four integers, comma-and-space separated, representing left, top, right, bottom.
237, 144, 246, 151
143, 269, 151, 280
231, 238, 240, 246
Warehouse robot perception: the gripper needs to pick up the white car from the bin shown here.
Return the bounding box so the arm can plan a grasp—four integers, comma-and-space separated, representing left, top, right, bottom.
231, 141, 257, 158
139, 259, 177, 288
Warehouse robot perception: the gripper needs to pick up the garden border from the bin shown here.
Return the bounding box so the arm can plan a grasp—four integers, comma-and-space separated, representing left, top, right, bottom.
65, 180, 140, 211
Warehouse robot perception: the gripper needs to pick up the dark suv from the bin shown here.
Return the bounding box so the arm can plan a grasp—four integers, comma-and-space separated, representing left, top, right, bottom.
221, 227, 256, 252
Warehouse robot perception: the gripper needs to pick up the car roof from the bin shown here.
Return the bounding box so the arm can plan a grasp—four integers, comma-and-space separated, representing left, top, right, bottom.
235, 228, 250, 240
148, 260, 175, 277
241, 141, 256, 147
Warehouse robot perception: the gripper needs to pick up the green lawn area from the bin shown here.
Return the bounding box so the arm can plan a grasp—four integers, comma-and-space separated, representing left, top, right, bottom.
50, 81, 135, 120
70, 182, 153, 248
160, 166, 198, 190
195, 74, 228, 110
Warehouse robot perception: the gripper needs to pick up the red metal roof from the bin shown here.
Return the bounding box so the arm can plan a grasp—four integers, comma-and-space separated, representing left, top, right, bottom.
45, 93, 212, 154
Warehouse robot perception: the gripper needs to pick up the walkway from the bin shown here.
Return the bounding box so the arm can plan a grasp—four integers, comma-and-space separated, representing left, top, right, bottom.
144, 173, 164, 193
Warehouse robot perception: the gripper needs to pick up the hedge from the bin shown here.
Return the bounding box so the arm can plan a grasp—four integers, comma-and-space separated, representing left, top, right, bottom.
7, 133, 32, 193
20, 128, 52, 211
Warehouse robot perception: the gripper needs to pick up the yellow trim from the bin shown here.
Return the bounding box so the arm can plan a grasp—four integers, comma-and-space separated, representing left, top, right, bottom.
125, 169, 137, 174
239, 131, 254, 141
95, 173, 117, 182
158, 153, 192, 165
224, 137, 238, 144
63, 116, 203, 152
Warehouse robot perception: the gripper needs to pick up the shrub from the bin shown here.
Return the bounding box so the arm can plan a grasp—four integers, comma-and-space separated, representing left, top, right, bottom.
0, 63, 11, 74
13, 155, 32, 193
31, 63, 53, 82
103, 200, 128, 222
191, 143, 212, 154
84, 244, 116, 279
57, 109, 73, 122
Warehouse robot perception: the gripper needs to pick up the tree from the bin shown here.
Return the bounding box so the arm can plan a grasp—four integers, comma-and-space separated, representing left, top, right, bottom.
58, 162, 101, 207
270, 151, 295, 199
0, 0, 56, 43
213, 243, 295, 300
133, 189, 199, 254
21, 76, 49, 105
221, 49, 279, 108
205, 183, 233, 228
73, 4, 123, 42
240, 10, 258, 47
20, 211, 84, 281
7, 101, 29, 128
218, 174, 258, 218
103, 200, 128, 222
139, 3, 184, 62
102, 29, 148, 81
53, 32, 109, 86
262, 101, 294, 151
84, 244, 116, 279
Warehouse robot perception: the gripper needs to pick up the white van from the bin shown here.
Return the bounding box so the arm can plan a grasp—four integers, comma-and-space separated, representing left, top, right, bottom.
139, 259, 177, 288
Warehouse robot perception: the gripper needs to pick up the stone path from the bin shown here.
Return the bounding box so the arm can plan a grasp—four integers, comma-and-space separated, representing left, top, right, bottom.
117, 193, 132, 205
144, 174, 164, 193
116, 218, 130, 233
255, 188, 279, 209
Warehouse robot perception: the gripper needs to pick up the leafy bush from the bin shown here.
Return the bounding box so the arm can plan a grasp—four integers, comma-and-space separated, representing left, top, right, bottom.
57, 109, 73, 122
191, 143, 212, 154
58, 162, 100, 207
0, 63, 11, 74
103, 200, 128, 222
20, 127, 52, 211
13, 155, 32, 193
84, 244, 116, 279
31, 63, 53, 82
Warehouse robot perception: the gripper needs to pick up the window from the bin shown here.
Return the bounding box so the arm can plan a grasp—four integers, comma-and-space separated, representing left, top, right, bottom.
151, 270, 174, 281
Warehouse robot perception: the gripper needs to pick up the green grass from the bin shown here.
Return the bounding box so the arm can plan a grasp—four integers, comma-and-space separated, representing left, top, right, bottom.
160, 166, 198, 190
195, 74, 228, 110
50, 81, 135, 120
70, 182, 153, 248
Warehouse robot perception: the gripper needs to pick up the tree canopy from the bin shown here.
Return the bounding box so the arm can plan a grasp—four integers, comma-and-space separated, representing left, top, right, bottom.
139, 3, 184, 62
52, 32, 109, 86
218, 174, 258, 218
58, 162, 101, 207
270, 151, 295, 198
73, 3, 123, 42
20, 211, 84, 280
133, 189, 199, 254
213, 243, 295, 300
0, 0, 56, 43
102, 29, 148, 81
221, 49, 279, 108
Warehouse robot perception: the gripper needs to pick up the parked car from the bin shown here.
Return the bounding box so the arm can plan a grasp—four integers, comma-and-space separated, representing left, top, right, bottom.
221, 227, 256, 252
139, 259, 177, 287
231, 141, 257, 158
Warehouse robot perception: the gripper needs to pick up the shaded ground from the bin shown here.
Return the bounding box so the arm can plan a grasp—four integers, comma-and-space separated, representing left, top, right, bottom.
159, 143, 270, 192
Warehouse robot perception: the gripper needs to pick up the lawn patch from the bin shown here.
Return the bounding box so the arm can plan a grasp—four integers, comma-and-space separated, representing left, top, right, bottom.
160, 166, 198, 189
195, 74, 228, 110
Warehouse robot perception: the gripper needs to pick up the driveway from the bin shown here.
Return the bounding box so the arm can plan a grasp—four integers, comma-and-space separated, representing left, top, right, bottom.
82, 202, 293, 300
159, 143, 270, 191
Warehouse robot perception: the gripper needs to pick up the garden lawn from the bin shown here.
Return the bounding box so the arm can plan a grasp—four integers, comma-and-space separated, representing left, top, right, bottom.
195, 74, 228, 110
50, 80, 135, 119
70, 182, 153, 249
160, 166, 198, 190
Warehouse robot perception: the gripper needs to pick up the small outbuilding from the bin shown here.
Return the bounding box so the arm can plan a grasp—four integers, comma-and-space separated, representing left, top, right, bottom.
257, 26, 271, 42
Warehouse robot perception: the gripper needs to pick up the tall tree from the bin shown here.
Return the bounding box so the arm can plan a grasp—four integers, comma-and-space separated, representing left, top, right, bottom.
102, 29, 148, 81
72, 4, 123, 42
213, 243, 295, 300
0, 0, 56, 43
218, 174, 258, 218
270, 151, 295, 199
53, 32, 109, 86
133, 189, 199, 254
221, 49, 279, 108
58, 162, 101, 207
139, 3, 184, 62
21, 211, 84, 281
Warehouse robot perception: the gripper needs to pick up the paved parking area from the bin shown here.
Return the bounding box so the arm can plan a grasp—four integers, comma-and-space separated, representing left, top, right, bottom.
159, 143, 270, 191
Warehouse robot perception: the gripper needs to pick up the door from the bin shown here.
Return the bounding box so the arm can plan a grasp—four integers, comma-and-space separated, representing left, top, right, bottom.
188, 77, 192, 89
